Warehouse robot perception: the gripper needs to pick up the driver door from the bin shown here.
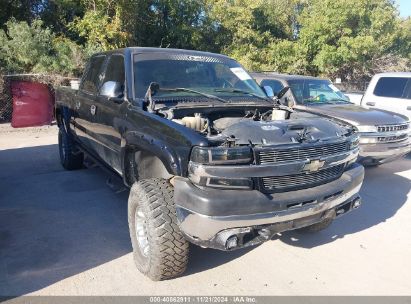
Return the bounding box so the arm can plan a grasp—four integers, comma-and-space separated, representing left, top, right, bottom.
74, 55, 106, 155
92, 54, 126, 173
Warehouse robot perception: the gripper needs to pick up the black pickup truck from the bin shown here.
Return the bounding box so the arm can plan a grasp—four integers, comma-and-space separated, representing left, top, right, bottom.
55, 47, 364, 281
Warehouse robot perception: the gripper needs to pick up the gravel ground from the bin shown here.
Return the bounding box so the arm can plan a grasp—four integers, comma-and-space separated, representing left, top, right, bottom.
0, 124, 410, 296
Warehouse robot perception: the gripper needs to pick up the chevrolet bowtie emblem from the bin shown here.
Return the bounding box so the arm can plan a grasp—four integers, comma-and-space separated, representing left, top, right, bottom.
303, 159, 325, 172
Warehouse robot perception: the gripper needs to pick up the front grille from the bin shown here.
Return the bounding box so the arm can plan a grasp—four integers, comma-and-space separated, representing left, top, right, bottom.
258, 142, 350, 164
377, 124, 409, 133
378, 133, 408, 143
261, 164, 345, 193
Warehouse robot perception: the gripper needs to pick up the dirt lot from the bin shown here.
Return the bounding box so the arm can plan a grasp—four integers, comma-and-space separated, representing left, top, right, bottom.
0, 124, 411, 296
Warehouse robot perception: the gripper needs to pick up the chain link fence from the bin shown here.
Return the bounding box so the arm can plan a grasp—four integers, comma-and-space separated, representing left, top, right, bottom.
0, 76, 13, 123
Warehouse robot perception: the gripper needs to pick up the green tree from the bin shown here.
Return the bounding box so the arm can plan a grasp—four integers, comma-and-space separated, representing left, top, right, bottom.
0, 0, 42, 27
0, 19, 54, 73
51, 37, 85, 75
128, 0, 214, 50
261, 39, 308, 74
1, 0, 410, 84
206, 0, 301, 70
396, 17, 411, 60
68, 0, 130, 55
297, 0, 410, 81
40, 0, 84, 38
0, 19, 85, 76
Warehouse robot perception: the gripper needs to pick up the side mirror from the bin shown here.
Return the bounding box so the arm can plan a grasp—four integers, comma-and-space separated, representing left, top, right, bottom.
275, 86, 295, 108
148, 82, 160, 96
262, 85, 274, 98
100, 81, 124, 100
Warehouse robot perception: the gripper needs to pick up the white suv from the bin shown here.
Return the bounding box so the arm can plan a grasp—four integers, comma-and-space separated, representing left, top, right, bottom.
361, 72, 411, 120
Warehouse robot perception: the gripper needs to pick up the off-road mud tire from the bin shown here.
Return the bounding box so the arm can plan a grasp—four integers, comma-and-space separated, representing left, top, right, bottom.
128, 178, 189, 281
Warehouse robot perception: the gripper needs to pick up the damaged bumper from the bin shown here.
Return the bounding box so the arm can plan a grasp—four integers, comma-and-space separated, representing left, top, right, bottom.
174, 163, 364, 251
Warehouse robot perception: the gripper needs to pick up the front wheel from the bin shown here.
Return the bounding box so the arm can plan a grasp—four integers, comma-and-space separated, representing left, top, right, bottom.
128, 178, 189, 281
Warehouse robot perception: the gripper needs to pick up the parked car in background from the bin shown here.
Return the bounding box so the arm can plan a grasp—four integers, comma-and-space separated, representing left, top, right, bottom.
343, 91, 363, 105
253, 73, 411, 166
360, 72, 411, 120
55, 48, 364, 280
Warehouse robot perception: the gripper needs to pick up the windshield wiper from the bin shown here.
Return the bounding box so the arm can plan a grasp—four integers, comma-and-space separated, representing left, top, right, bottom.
328, 98, 351, 103
303, 98, 331, 104
214, 88, 271, 102
161, 87, 228, 103
144, 82, 228, 112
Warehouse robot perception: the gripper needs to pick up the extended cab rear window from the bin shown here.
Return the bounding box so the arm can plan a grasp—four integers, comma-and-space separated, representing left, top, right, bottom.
260, 79, 284, 96
373, 77, 410, 99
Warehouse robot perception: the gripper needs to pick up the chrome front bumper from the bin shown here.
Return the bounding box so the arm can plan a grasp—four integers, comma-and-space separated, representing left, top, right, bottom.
359, 138, 411, 165
174, 163, 364, 250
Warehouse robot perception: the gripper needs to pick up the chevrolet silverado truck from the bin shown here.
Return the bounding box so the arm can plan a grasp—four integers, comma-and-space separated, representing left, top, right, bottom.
55, 48, 364, 281
253, 73, 411, 166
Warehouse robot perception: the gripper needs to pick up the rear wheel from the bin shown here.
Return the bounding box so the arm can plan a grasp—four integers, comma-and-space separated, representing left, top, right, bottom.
128, 178, 189, 281
58, 128, 84, 170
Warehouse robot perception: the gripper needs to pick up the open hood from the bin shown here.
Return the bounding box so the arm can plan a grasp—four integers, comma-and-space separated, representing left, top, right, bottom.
220, 118, 350, 146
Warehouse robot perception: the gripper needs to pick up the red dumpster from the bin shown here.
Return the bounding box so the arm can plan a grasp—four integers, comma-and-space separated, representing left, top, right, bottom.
10, 81, 54, 128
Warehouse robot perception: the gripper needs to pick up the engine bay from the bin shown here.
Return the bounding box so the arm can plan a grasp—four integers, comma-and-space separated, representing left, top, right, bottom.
157, 106, 353, 146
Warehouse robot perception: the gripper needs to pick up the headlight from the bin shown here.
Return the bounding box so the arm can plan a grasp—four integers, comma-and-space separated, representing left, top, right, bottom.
196, 176, 253, 189
350, 134, 360, 149
356, 125, 378, 133
189, 146, 253, 190
190, 146, 252, 165
359, 137, 378, 144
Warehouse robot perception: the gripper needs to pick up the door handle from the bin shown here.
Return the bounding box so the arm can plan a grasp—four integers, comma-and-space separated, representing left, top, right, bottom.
90, 105, 97, 115
407, 106, 411, 111
366, 102, 375, 106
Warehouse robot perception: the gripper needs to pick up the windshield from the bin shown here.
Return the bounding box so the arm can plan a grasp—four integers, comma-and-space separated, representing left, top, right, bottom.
133, 52, 267, 100
287, 79, 351, 104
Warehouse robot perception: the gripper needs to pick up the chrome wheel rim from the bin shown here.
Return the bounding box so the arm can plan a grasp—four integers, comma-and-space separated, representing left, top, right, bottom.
135, 207, 149, 257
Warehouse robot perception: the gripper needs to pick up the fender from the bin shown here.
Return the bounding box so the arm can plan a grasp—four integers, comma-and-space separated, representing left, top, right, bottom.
121, 130, 190, 186
119, 106, 209, 186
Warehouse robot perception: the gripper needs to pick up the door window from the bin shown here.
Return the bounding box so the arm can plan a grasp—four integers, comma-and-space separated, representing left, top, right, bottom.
402, 79, 411, 100
373, 77, 408, 98
102, 55, 125, 88
287, 79, 349, 104
260, 79, 284, 96
80, 55, 106, 94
